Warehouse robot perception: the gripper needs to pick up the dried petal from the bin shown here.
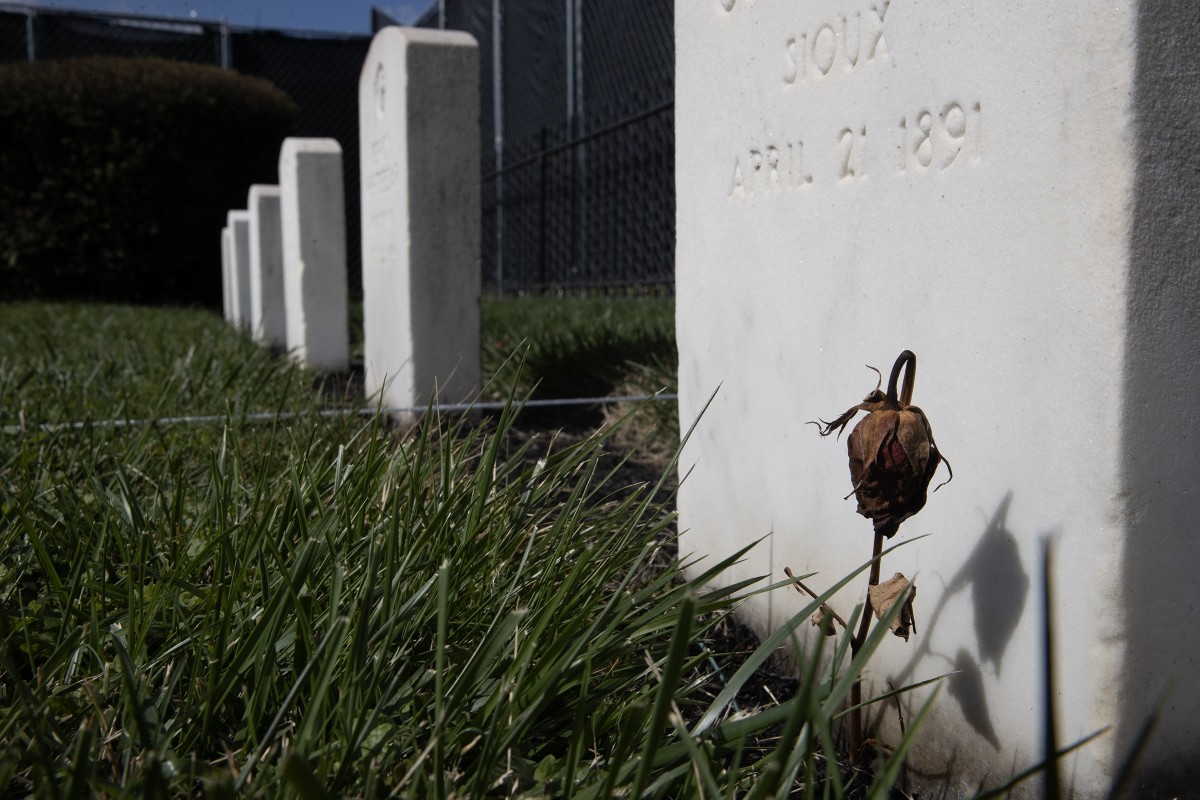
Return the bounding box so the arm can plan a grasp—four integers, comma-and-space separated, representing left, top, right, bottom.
809, 389, 889, 439
895, 409, 932, 476
868, 572, 917, 641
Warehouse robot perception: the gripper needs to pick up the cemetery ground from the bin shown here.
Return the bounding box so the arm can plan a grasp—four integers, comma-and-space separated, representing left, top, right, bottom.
2, 298, 1061, 797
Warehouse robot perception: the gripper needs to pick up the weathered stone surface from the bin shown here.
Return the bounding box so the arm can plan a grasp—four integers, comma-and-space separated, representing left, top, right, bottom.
675, 1, 1200, 794
278, 138, 349, 372
359, 27, 481, 418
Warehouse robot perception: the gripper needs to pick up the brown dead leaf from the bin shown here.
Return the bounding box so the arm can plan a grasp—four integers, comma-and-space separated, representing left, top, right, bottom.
810, 605, 838, 636
868, 572, 917, 641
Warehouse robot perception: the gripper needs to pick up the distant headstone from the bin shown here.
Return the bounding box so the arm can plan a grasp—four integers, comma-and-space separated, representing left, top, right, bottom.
247, 185, 287, 348
278, 138, 350, 373
676, 1, 1199, 794
359, 27, 481, 417
226, 210, 251, 330
220, 225, 233, 322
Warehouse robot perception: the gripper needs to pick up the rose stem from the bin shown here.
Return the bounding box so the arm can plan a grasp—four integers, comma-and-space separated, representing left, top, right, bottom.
849, 531, 885, 759
848, 350, 915, 756
887, 350, 917, 407
783, 567, 849, 630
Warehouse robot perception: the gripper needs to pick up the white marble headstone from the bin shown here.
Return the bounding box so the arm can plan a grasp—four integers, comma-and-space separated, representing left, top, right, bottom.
676, 0, 1200, 794
359, 27, 481, 417
226, 210, 251, 330
220, 225, 233, 322
247, 184, 287, 349
278, 138, 350, 373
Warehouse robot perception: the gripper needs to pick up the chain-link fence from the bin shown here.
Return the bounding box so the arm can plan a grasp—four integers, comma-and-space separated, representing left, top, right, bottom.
2, 1, 675, 296
0, 3, 370, 296
416, 0, 674, 293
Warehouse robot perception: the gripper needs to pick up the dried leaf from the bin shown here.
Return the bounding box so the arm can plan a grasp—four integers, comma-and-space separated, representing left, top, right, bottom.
868, 572, 917, 641
810, 605, 838, 636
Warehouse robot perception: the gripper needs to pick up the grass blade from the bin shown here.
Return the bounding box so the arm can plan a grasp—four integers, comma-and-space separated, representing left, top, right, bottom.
631, 593, 697, 797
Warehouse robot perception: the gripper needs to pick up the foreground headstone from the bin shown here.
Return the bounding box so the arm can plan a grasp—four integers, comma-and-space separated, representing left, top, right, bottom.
247, 185, 287, 348
220, 225, 233, 322
359, 27, 481, 417
676, 1, 1199, 794
278, 138, 350, 372
226, 210, 251, 330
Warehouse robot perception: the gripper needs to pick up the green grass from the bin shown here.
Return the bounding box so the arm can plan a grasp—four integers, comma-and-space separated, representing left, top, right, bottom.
481, 294, 677, 403
0, 303, 347, 431
0, 300, 1096, 797
480, 294, 680, 453
1, 295, 677, 431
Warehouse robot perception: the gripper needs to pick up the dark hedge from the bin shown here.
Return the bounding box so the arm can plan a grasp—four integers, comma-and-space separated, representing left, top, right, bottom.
0, 57, 296, 306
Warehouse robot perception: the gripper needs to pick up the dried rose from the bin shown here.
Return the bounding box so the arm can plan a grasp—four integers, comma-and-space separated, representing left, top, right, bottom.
812, 350, 951, 538
868, 572, 917, 640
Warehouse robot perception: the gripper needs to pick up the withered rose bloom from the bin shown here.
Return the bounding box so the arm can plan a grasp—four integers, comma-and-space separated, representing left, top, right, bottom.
813, 350, 951, 538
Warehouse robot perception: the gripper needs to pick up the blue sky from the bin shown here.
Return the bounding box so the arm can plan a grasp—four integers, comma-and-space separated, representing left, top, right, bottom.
21, 0, 431, 34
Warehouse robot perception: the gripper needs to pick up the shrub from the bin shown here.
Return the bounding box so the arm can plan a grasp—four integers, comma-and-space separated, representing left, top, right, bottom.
0, 57, 295, 306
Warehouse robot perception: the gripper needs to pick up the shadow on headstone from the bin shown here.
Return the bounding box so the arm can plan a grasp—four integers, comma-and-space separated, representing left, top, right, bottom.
886, 492, 1031, 750
948, 647, 1001, 750
950, 492, 1031, 677
893, 492, 1031, 680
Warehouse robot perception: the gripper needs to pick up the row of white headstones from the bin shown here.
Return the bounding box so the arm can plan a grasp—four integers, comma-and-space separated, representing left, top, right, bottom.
221, 139, 350, 374
219, 27, 480, 419
221, 139, 347, 373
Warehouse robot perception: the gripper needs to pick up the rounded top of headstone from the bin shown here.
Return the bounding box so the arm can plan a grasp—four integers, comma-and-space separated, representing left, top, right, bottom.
359, 27, 479, 115
370, 26, 478, 52
248, 184, 282, 202
279, 138, 343, 157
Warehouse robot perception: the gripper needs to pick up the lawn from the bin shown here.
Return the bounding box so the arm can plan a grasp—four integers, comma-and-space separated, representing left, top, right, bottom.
0, 299, 945, 797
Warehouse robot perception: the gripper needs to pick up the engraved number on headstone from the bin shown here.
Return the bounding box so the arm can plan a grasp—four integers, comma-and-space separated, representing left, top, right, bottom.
912, 111, 934, 167
838, 127, 868, 180
897, 101, 982, 172
940, 103, 967, 167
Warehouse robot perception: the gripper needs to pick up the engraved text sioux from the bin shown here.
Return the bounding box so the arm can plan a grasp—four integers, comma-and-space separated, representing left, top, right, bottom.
722, 1, 982, 202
